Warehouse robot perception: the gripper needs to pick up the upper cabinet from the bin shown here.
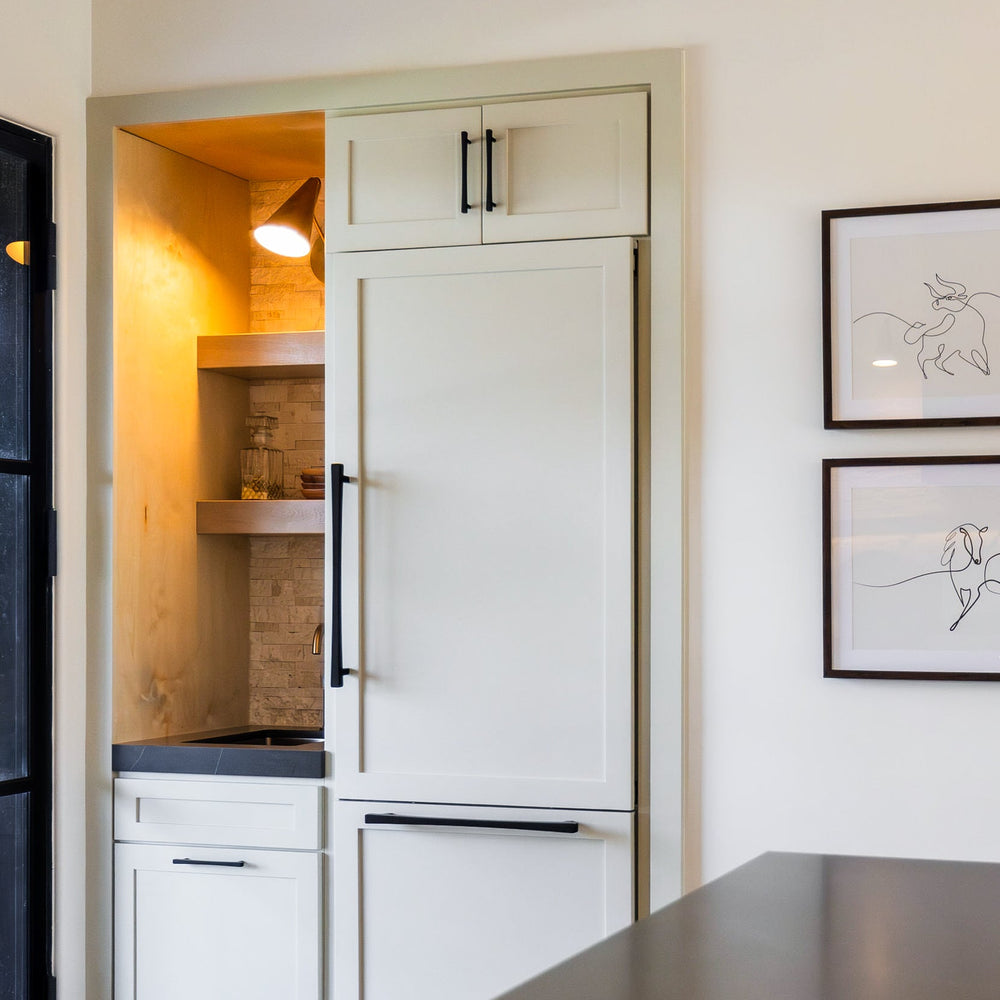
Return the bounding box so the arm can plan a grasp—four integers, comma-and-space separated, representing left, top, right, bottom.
326, 92, 648, 251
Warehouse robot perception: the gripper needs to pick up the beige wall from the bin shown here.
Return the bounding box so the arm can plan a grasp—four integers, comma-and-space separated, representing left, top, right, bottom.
88, 0, 1000, 895
63, 3, 1000, 994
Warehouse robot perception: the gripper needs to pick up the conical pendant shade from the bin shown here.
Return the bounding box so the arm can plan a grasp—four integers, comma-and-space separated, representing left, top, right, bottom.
254, 177, 321, 258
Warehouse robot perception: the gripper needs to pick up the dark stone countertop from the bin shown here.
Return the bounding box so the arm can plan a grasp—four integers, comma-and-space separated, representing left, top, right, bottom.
495, 851, 1000, 1000
112, 726, 326, 779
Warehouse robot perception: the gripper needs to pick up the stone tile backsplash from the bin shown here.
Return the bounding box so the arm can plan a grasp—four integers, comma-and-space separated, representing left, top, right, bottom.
246, 376, 324, 729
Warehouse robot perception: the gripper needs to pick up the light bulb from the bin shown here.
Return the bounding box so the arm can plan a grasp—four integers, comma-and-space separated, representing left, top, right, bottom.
254, 223, 311, 258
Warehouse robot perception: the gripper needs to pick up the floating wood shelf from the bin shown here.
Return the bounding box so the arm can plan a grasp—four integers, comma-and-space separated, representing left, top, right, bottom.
196, 500, 324, 535
197, 330, 324, 379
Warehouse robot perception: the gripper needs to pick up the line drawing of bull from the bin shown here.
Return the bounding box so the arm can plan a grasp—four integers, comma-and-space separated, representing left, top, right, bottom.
854, 275, 1000, 379
856, 522, 1000, 632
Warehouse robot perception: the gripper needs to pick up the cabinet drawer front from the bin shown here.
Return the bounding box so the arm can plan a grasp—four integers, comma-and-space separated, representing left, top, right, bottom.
115, 843, 321, 1000
115, 778, 322, 849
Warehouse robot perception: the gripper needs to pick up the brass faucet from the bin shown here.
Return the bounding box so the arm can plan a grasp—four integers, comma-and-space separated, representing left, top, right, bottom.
311, 623, 324, 656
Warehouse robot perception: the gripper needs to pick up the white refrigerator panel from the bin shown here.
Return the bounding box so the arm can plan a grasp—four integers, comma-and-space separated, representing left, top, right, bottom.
332, 801, 633, 1000
328, 238, 634, 809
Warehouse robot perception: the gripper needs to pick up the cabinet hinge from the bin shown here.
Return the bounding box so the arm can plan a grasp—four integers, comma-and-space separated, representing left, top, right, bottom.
45, 221, 57, 290
47, 508, 57, 578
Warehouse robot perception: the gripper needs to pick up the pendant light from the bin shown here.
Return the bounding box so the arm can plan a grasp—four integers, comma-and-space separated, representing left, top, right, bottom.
253, 177, 321, 258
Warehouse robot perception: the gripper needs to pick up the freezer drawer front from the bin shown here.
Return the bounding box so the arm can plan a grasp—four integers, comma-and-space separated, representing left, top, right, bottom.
328, 238, 634, 810
332, 800, 633, 1000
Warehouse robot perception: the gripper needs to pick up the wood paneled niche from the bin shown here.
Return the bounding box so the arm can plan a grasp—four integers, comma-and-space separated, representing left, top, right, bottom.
112, 112, 326, 742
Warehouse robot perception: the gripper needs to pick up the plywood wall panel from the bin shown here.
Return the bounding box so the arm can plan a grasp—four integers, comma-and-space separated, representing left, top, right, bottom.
113, 130, 252, 742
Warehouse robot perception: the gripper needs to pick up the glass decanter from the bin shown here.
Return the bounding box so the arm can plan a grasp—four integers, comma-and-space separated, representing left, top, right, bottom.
240, 415, 283, 499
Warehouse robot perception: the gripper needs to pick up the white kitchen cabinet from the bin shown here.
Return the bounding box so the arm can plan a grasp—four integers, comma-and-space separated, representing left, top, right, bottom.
326, 92, 647, 251
332, 801, 633, 1000
113, 777, 323, 1000
328, 237, 634, 811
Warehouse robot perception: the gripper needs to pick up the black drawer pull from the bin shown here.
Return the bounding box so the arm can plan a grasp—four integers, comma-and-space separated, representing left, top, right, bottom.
485, 128, 497, 212
364, 813, 579, 835
172, 858, 246, 868
330, 463, 348, 687
460, 131, 471, 213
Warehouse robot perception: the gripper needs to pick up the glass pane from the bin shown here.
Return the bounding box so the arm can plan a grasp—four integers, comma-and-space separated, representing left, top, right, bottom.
0, 147, 29, 462
0, 793, 28, 1000
0, 474, 27, 781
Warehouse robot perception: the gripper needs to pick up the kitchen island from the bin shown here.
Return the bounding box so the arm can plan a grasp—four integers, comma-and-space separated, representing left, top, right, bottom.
496, 851, 1000, 999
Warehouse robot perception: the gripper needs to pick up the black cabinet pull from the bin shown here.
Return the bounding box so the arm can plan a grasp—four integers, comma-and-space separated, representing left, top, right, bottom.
364, 813, 579, 835
485, 128, 497, 212
330, 463, 347, 687
460, 131, 471, 214
172, 858, 246, 868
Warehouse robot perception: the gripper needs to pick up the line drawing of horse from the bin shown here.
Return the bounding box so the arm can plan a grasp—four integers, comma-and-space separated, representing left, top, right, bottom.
856, 522, 1000, 632
853, 275, 1000, 379
940, 523, 1000, 630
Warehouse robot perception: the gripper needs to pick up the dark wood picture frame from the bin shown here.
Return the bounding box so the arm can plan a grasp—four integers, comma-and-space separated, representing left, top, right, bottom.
824, 455, 1000, 680
823, 199, 1000, 428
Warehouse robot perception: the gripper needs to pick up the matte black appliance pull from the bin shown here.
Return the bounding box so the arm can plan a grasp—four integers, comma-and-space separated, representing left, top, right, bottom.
364, 813, 579, 835
485, 128, 497, 212
172, 858, 246, 868
460, 131, 471, 214
330, 462, 347, 687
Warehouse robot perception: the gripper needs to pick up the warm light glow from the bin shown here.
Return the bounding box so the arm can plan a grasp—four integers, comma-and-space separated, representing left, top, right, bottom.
5, 240, 29, 265
872, 359, 898, 368
254, 223, 311, 258
253, 177, 321, 260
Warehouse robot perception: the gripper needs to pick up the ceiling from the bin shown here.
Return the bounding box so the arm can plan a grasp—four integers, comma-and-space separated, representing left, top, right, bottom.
124, 111, 325, 181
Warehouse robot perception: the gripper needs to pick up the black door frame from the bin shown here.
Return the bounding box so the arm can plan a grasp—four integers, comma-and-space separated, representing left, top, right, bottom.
0, 115, 55, 1000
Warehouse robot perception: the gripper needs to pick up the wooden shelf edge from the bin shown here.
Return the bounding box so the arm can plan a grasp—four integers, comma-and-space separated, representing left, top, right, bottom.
197, 330, 324, 379
196, 499, 325, 535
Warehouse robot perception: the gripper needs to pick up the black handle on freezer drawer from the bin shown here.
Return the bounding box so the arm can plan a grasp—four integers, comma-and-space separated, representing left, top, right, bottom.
485, 128, 497, 212
330, 463, 347, 687
364, 813, 580, 835
460, 131, 471, 214
172, 858, 246, 868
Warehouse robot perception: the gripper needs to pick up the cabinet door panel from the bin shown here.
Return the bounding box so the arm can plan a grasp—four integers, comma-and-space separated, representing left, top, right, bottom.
327, 106, 482, 251
329, 239, 634, 809
114, 844, 321, 1000
483, 92, 648, 243
332, 801, 633, 1000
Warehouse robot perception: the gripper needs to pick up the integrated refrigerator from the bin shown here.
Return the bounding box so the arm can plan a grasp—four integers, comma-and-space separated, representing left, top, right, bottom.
326, 236, 637, 999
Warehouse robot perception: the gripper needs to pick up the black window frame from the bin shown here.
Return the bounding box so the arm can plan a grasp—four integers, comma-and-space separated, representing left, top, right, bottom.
0, 115, 55, 1000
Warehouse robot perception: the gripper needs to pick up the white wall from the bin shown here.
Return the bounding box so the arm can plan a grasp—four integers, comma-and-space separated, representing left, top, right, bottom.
2, 1, 91, 997
91, 0, 1000, 890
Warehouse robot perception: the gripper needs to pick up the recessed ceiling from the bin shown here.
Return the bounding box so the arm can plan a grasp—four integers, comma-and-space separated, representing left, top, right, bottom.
123, 111, 325, 181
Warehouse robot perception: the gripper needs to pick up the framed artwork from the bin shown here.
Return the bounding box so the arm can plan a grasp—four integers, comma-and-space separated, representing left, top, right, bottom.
824, 456, 1000, 680
823, 199, 1000, 427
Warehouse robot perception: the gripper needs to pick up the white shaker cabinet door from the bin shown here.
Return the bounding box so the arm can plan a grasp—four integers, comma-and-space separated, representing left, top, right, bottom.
482, 92, 648, 244
326, 106, 483, 251
328, 238, 634, 810
332, 801, 633, 1000
326, 93, 648, 251
114, 844, 321, 1000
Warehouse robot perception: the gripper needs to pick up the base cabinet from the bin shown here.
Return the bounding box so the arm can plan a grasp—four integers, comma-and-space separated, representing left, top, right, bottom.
332, 801, 633, 1000
115, 844, 321, 1000
113, 777, 323, 1000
